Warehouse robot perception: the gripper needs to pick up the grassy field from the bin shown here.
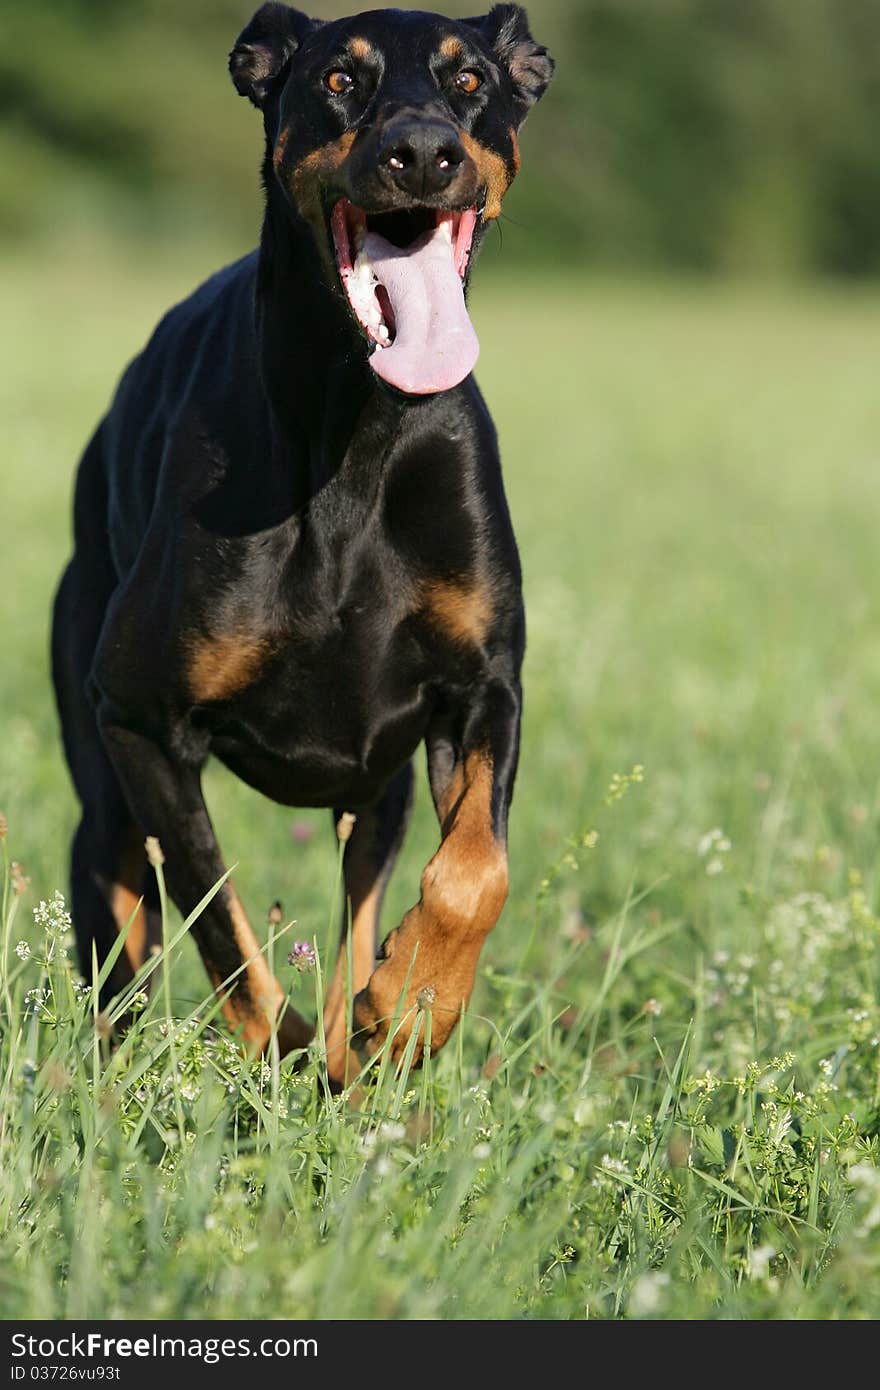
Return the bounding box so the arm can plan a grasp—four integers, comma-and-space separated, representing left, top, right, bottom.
2, 237, 880, 1319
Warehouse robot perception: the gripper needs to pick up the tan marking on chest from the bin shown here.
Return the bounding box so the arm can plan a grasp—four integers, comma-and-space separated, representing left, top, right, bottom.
422, 577, 493, 646
459, 132, 514, 220
187, 633, 271, 704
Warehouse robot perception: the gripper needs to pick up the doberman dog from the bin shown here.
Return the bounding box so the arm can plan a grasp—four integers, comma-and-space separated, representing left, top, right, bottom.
52, 3, 553, 1089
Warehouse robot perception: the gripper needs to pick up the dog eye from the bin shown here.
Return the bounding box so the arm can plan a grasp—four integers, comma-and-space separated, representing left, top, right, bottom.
454, 69, 483, 95
325, 70, 354, 95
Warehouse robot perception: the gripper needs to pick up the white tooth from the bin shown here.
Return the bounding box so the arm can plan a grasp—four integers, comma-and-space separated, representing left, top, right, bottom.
438, 218, 453, 244
350, 258, 377, 300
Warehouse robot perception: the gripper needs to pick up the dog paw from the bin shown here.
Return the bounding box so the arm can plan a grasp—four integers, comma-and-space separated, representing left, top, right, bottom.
351, 922, 480, 1066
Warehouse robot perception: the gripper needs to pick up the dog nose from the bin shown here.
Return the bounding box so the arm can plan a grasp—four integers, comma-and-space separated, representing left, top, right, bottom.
378, 120, 466, 197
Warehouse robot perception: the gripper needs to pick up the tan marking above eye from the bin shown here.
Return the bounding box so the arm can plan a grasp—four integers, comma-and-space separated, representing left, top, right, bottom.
348, 36, 371, 59
440, 35, 463, 61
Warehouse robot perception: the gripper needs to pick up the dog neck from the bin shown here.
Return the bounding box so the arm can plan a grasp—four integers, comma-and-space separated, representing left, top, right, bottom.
253, 173, 408, 489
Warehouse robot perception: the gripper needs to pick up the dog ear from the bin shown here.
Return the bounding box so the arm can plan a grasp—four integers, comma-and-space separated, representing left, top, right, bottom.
229, 4, 317, 109
466, 4, 555, 117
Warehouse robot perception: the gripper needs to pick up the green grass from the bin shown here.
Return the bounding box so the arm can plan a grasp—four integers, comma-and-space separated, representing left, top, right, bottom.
2, 238, 880, 1319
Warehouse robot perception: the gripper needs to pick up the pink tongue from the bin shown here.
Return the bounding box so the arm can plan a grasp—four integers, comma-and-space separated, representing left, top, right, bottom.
364, 226, 479, 395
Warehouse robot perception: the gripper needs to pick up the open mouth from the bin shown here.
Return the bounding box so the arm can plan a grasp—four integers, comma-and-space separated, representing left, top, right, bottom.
330, 200, 480, 395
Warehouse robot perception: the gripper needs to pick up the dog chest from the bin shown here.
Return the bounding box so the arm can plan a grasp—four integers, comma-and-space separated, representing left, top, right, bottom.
188, 597, 484, 808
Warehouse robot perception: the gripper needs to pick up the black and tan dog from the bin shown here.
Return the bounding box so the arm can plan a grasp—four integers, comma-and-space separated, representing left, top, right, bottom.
52, 3, 553, 1088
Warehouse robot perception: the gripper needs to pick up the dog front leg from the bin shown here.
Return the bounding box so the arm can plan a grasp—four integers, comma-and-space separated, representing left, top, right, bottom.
323, 763, 414, 1090
99, 720, 313, 1055
352, 681, 521, 1067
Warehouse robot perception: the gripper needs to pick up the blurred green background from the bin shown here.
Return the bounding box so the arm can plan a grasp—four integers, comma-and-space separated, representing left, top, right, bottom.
3, 0, 879, 276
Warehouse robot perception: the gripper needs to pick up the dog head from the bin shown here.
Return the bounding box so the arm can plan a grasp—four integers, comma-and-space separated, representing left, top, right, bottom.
230, 4, 554, 395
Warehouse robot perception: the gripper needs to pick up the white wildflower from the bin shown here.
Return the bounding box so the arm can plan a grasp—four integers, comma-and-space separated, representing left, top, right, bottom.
698, 828, 731, 858
24, 986, 48, 1015
747, 1244, 775, 1280
32, 891, 72, 938
599, 1154, 629, 1175
629, 1272, 669, 1316
378, 1121, 406, 1143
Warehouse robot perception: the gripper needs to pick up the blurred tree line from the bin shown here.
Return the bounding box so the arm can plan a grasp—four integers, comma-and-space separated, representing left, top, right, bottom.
2, 0, 879, 274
